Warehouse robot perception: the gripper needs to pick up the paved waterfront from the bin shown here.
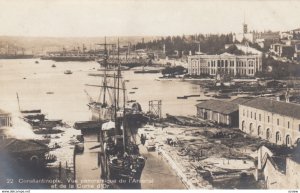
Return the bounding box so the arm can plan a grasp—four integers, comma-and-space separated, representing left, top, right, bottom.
75, 134, 102, 189
75, 133, 186, 189
139, 145, 186, 189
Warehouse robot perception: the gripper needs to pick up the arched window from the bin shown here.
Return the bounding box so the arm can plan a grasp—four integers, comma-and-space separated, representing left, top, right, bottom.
276, 131, 281, 144
242, 121, 245, 131
286, 135, 291, 146
249, 123, 253, 134
297, 138, 300, 147
266, 128, 270, 140
258, 126, 262, 136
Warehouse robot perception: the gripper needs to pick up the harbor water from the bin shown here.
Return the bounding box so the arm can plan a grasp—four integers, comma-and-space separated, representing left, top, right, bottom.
0, 58, 205, 123
0, 59, 207, 188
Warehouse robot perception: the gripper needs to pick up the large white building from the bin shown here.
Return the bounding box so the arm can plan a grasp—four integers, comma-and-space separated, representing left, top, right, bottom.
239, 98, 300, 147
187, 52, 262, 77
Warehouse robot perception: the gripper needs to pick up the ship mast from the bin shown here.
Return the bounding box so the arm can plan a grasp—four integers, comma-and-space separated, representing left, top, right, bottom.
122, 81, 127, 153
102, 37, 108, 105
117, 38, 121, 109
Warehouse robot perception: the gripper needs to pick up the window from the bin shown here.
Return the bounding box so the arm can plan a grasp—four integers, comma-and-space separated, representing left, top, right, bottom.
299, 124, 300, 132
259, 114, 261, 121
251, 112, 252, 118
288, 121, 290, 129
268, 116, 270, 123
255, 113, 256, 120
277, 119, 279, 126
243, 109, 245, 116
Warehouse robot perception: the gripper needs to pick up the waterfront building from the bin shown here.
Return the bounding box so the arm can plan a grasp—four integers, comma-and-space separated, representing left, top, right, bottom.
196, 99, 239, 127
0, 109, 11, 128
239, 98, 300, 147
0, 138, 51, 166
187, 52, 262, 77
196, 97, 253, 127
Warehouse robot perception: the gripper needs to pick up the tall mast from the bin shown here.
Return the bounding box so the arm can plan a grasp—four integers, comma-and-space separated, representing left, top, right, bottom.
16, 93, 21, 112
122, 81, 126, 153
117, 38, 121, 109
113, 73, 117, 121
102, 37, 108, 104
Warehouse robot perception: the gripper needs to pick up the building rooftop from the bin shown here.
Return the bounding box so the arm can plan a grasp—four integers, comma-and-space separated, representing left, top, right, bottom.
0, 109, 10, 115
196, 97, 254, 115
231, 97, 254, 105
0, 138, 49, 153
196, 99, 238, 115
242, 97, 300, 119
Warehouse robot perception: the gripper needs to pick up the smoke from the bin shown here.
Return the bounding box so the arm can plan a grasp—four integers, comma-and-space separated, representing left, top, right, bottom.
4, 115, 41, 140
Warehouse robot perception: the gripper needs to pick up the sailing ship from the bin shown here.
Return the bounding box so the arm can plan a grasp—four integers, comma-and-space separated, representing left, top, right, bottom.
85, 38, 118, 122
100, 83, 145, 186
86, 38, 146, 187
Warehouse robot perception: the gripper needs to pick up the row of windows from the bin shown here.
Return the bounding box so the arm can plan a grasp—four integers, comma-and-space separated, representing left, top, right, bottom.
241, 121, 293, 146
243, 109, 300, 131
209, 60, 235, 68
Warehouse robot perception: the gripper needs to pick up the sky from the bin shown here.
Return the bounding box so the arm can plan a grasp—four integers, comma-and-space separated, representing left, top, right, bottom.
0, 0, 300, 37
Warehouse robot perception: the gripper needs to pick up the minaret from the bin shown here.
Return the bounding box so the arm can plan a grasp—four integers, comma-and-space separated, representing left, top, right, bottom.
243, 12, 248, 34
195, 42, 203, 55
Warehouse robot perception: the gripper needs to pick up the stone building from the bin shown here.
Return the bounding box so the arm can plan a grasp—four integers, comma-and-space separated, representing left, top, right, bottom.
187, 52, 262, 77
196, 97, 253, 127
196, 99, 239, 127
256, 145, 300, 189
239, 98, 300, 147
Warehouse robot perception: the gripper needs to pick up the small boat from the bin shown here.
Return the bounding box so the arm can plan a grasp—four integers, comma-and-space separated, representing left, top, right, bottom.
213, 94, 231, 99
196, 99, 208, 102
132, 87, 138, 90
64, 70, 72, 74
134, 69, 160, 74
46, 91, 54, 95
52, 64, 56, 68
35, 61, 39, 64
184, 95, 200, 98
177, 96, 188, 99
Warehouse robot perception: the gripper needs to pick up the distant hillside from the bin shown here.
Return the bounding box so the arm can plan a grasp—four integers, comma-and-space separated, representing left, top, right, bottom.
0, 36, 162, 54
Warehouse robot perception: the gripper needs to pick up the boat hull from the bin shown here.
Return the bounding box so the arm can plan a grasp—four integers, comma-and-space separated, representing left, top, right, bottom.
89, 105, 115, 121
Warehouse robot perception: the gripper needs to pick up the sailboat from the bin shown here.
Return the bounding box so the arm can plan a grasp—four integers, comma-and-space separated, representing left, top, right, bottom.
101, 81, 145, 186
85, 38, 117, 121
86, 38, 146, 187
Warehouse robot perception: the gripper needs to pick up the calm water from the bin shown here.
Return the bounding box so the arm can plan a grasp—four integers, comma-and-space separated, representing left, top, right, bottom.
0, 58, 204, 124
